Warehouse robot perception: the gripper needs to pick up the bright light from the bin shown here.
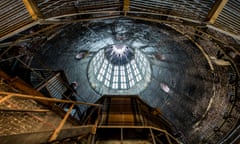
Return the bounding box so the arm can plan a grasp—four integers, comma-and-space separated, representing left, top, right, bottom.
160, 83, 170, 93
111, 44, 127, 57
88, 45, 151, 92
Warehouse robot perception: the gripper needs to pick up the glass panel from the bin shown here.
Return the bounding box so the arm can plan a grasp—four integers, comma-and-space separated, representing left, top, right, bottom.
133, 68, 139, 75
91, 48, 151, 90
127, 66, 131, 73
131, 62, 136, 69
108, 68, 112, 74
126, 64, 130, 69
121, 83, 127, 89
112, 66, 118, 86
106, 73, 111, 80
113, 76, 118, 82
94, 67, 98, 74
121, 76, 125, 82
128, 72, 133, 80
121, 70, 125, 75
112, 83, 118, 89
99, 75, 103, 81
124, 83, 127, 89
120, 66, 124, 71
104, 79, 110, 87
114, 66, 118, 71
97, 74, 103, 82
136, 74, 142, 82
100, 68, 104, 74
129, 80, 135, 87
109, 63, 112, 70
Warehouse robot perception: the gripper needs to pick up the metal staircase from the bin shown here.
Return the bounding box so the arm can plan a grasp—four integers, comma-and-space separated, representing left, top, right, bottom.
0, 81, 181, 144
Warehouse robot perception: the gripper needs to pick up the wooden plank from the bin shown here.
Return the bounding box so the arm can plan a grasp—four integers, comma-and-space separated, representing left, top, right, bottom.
40, 15, 120, 24
22, 0, 43, 20
206, 0, 229, 24
48, 104, 74, 142
0, 94, 12, 104
123, 0, 130, 16
0, 108, 49, 113
165, 131, 172, 144
0, 91, 101, 107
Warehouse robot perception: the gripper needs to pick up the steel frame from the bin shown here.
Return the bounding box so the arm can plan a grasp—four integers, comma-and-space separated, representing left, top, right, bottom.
0, 0, 240, 41
0, 91, 101, 142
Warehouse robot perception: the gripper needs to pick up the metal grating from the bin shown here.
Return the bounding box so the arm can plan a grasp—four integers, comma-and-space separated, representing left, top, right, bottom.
0, 0, 240, 41
35, 0, 76, 18
46, 75, 67, 99
71, 0, 122, 11
129, 0, 216, 21
214, 0, 240, 35
35, 0, 122, 19
0, 0, 33, 38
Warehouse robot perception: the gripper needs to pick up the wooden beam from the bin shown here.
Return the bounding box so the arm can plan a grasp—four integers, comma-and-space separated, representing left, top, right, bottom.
48, 104, 74, 142
123, 0, 130, 16
40, 15, 120, 24
0, 37, 42, 48
43, 11, 121, 20
125, 15, 182, 25
0, 21, 38, 42
22, 0, 43, 20
0, 94, 13, 104
92, 107, 101, 134
206, 0, 229, 24
0, 108, 49, 113
150, 128, 156, 144
165, 131, 173, 144
207, 24, 240, 40
127, 11, 203, 25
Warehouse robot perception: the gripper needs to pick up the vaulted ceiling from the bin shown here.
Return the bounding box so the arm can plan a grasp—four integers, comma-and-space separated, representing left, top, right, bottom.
0, 1, 239, 144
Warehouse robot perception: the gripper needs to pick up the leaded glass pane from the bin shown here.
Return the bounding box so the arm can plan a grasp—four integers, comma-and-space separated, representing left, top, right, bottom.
88, 46, 151, 92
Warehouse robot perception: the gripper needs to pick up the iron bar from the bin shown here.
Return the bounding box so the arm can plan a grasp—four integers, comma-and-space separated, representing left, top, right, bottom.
0, 91, 101, 107
150, 128, 156, 144
0, 94, 13, 104
0, 55, 25, 63
48, 103, 74, 141
0, 108, 49, 113
35, 73, 61, 91
40, 15, 120, 24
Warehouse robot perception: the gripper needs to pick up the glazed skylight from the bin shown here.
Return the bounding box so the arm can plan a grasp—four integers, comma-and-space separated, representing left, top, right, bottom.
88, 45, 151, 94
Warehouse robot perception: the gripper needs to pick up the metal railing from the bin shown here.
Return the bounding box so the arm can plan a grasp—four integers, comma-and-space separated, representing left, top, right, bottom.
97, 125, 180, 144
0, 91, 101, 142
